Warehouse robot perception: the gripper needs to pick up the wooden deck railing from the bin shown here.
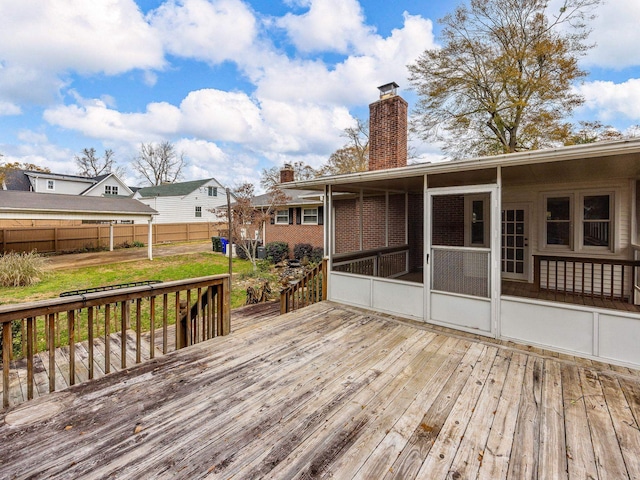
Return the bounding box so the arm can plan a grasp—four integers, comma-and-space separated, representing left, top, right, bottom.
534, 255, 640, 302
332, 245, 410, 278
0, 274, 230, 409
280, 259, 327, 314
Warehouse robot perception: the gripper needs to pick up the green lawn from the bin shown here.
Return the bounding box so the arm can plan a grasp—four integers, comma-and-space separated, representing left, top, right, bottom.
0, 252, 278, 357
0, 252, 260, 309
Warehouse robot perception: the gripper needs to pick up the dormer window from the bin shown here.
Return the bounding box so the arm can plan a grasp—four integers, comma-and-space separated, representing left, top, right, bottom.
105, 185, 119, 196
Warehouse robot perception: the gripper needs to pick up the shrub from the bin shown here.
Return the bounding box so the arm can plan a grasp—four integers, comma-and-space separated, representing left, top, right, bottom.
311, 247, 324, 263
293, 243, 313, 261
265, 241, 289, 263
132, 241, 145, 248
0, 251, 47, 287
234, 240, 259, 260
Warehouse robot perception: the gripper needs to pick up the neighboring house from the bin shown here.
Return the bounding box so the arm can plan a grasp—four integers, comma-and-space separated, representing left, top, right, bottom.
133, 178, 227, 224
3, 170, 133, 197
251, 165, 324, 253
288, 83, 640, 369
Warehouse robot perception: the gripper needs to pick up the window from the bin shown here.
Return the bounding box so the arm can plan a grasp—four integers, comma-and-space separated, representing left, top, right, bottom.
195, 206, 202, 218
208, 186, 217, 197
275, 209, 289, 224
464, 195, 489, 247
543, 192, 614, 251
46, 180, 55, 191
302, 208, 318, 224
545, 196, 572, 247
104, 185, 119, 196
583, 195, 611, 248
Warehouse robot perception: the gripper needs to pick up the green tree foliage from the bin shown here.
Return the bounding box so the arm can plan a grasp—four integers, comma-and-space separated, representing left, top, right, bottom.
0, 161, 50, 185
409, 0, 600, 159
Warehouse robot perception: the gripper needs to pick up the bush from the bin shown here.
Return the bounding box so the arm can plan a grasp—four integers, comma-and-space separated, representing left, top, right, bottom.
265, 241, 289, 263
311, 247, 324, 263
235, 240, 259, 261
0, 251, 46, 287
293, 243, 313, 261
133, 241, 145, 248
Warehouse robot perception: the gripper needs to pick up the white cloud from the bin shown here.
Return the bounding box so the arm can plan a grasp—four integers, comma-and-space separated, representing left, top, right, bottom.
277, 0, 373, 53
255, 13, 435, 106
583, 0, 640, 69
148, 0, 257, 64
575, 78, 640, 121
0, 0, 164, 75
0, 101, 21, 116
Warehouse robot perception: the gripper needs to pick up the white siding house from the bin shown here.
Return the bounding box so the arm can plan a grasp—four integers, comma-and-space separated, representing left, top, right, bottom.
4, 171, 133, 197
133, 178, 227, 224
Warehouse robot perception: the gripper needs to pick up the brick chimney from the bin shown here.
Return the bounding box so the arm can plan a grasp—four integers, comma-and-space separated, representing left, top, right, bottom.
368, 82, 408, 171
280, 163, 294, 183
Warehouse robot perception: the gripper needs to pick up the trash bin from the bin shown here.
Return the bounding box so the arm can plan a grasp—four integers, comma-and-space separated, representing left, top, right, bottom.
257, 246, 266, 259
211, 236, 222, 252
220, 238, 228, 254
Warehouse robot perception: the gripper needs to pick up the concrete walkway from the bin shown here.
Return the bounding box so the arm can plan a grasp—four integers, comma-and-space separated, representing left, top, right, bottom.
45, 240, 215, 270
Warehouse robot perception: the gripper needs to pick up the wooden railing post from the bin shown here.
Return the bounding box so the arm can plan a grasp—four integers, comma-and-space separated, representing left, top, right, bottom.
3, 322, 11, 408
533, 255, 541, 292
221, 276, 231, 335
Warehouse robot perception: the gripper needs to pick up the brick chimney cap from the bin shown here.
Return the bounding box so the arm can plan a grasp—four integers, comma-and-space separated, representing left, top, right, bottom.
378, 82, 399, 97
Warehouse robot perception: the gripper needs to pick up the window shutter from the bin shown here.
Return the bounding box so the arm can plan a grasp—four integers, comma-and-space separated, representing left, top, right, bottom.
318, 206, 324, 225
296, 207, 302, 225
289, 208, 294, 225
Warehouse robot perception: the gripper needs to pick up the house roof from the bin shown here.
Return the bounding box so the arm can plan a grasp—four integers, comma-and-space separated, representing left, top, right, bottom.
252, 188, 323, 207
0, 191, 157, 217
135, 179, 215, 198
287, 138, 640, 193
23, 170, 95, 183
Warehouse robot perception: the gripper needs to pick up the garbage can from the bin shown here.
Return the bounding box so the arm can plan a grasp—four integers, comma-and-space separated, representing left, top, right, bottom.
220, 238, 228, 254
257, 246, 266, 259
211, 236, 222, 252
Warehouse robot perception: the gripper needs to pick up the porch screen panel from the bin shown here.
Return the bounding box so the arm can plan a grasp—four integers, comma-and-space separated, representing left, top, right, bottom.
431, 247, 490, 298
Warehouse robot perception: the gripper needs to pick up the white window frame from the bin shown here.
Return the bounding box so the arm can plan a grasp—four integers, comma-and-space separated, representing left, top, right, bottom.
208, 186, 217, 197
195, 206, 202, 218
302, 207, 318, 225
275, 209, 289, 224
104, 185, 118, 196
46, 180, 55, 191
541, 190, 615, 253
464, 194, 490, 248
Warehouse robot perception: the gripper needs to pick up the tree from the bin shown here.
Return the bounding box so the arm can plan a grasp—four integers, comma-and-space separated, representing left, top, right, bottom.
219, 183, 290, 271
75, 148, 124, 178
0, 161, 50, 185
408, 0, 600, 159
132, 141, 186, 186
321, 118, 369, 175
565, 120, 623, 145
260, 161, 318, 191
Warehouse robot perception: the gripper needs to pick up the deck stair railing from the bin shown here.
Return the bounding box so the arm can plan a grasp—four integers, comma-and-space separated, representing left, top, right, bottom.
280, 259, 327, 314
534, 255, 640, 302
0, 274, 230, 409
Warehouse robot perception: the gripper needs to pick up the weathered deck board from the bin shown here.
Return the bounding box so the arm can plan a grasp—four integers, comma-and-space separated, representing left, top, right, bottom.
0, 301, 639, 480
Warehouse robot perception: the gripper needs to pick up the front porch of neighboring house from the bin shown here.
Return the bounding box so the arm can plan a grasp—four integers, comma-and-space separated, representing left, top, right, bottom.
320, 149, 640, 369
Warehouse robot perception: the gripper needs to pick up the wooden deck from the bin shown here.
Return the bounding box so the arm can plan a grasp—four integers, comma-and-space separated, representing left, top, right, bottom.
1, 301, 639, 479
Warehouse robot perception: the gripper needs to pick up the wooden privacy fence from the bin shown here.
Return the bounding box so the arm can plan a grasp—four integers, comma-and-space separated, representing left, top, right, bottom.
280, 259, 327, 314
0, 222, 222, 254
0, 274, 230, 409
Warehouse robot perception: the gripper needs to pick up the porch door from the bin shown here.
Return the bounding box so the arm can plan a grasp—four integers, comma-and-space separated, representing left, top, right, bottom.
426, 185, 499, 337
501, 205, 529, 281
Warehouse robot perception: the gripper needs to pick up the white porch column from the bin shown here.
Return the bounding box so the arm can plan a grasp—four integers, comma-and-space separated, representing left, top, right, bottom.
109, 221, 114, 252
492, 166, 502, 337
147, 218, 153, 260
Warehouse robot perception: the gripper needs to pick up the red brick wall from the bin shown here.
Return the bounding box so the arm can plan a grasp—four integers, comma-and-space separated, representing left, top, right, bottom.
369, 95, 408, 171
334, 198, 360, 254
264, 208, 323, 258
432, 195, 464, 246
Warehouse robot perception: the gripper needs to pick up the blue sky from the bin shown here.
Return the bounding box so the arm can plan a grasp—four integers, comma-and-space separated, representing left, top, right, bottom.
1, 0, 640, 191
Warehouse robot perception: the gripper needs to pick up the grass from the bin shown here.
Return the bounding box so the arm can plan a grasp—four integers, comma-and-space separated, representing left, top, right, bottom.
0, 251, 280, 358
0, 252, 257, 308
